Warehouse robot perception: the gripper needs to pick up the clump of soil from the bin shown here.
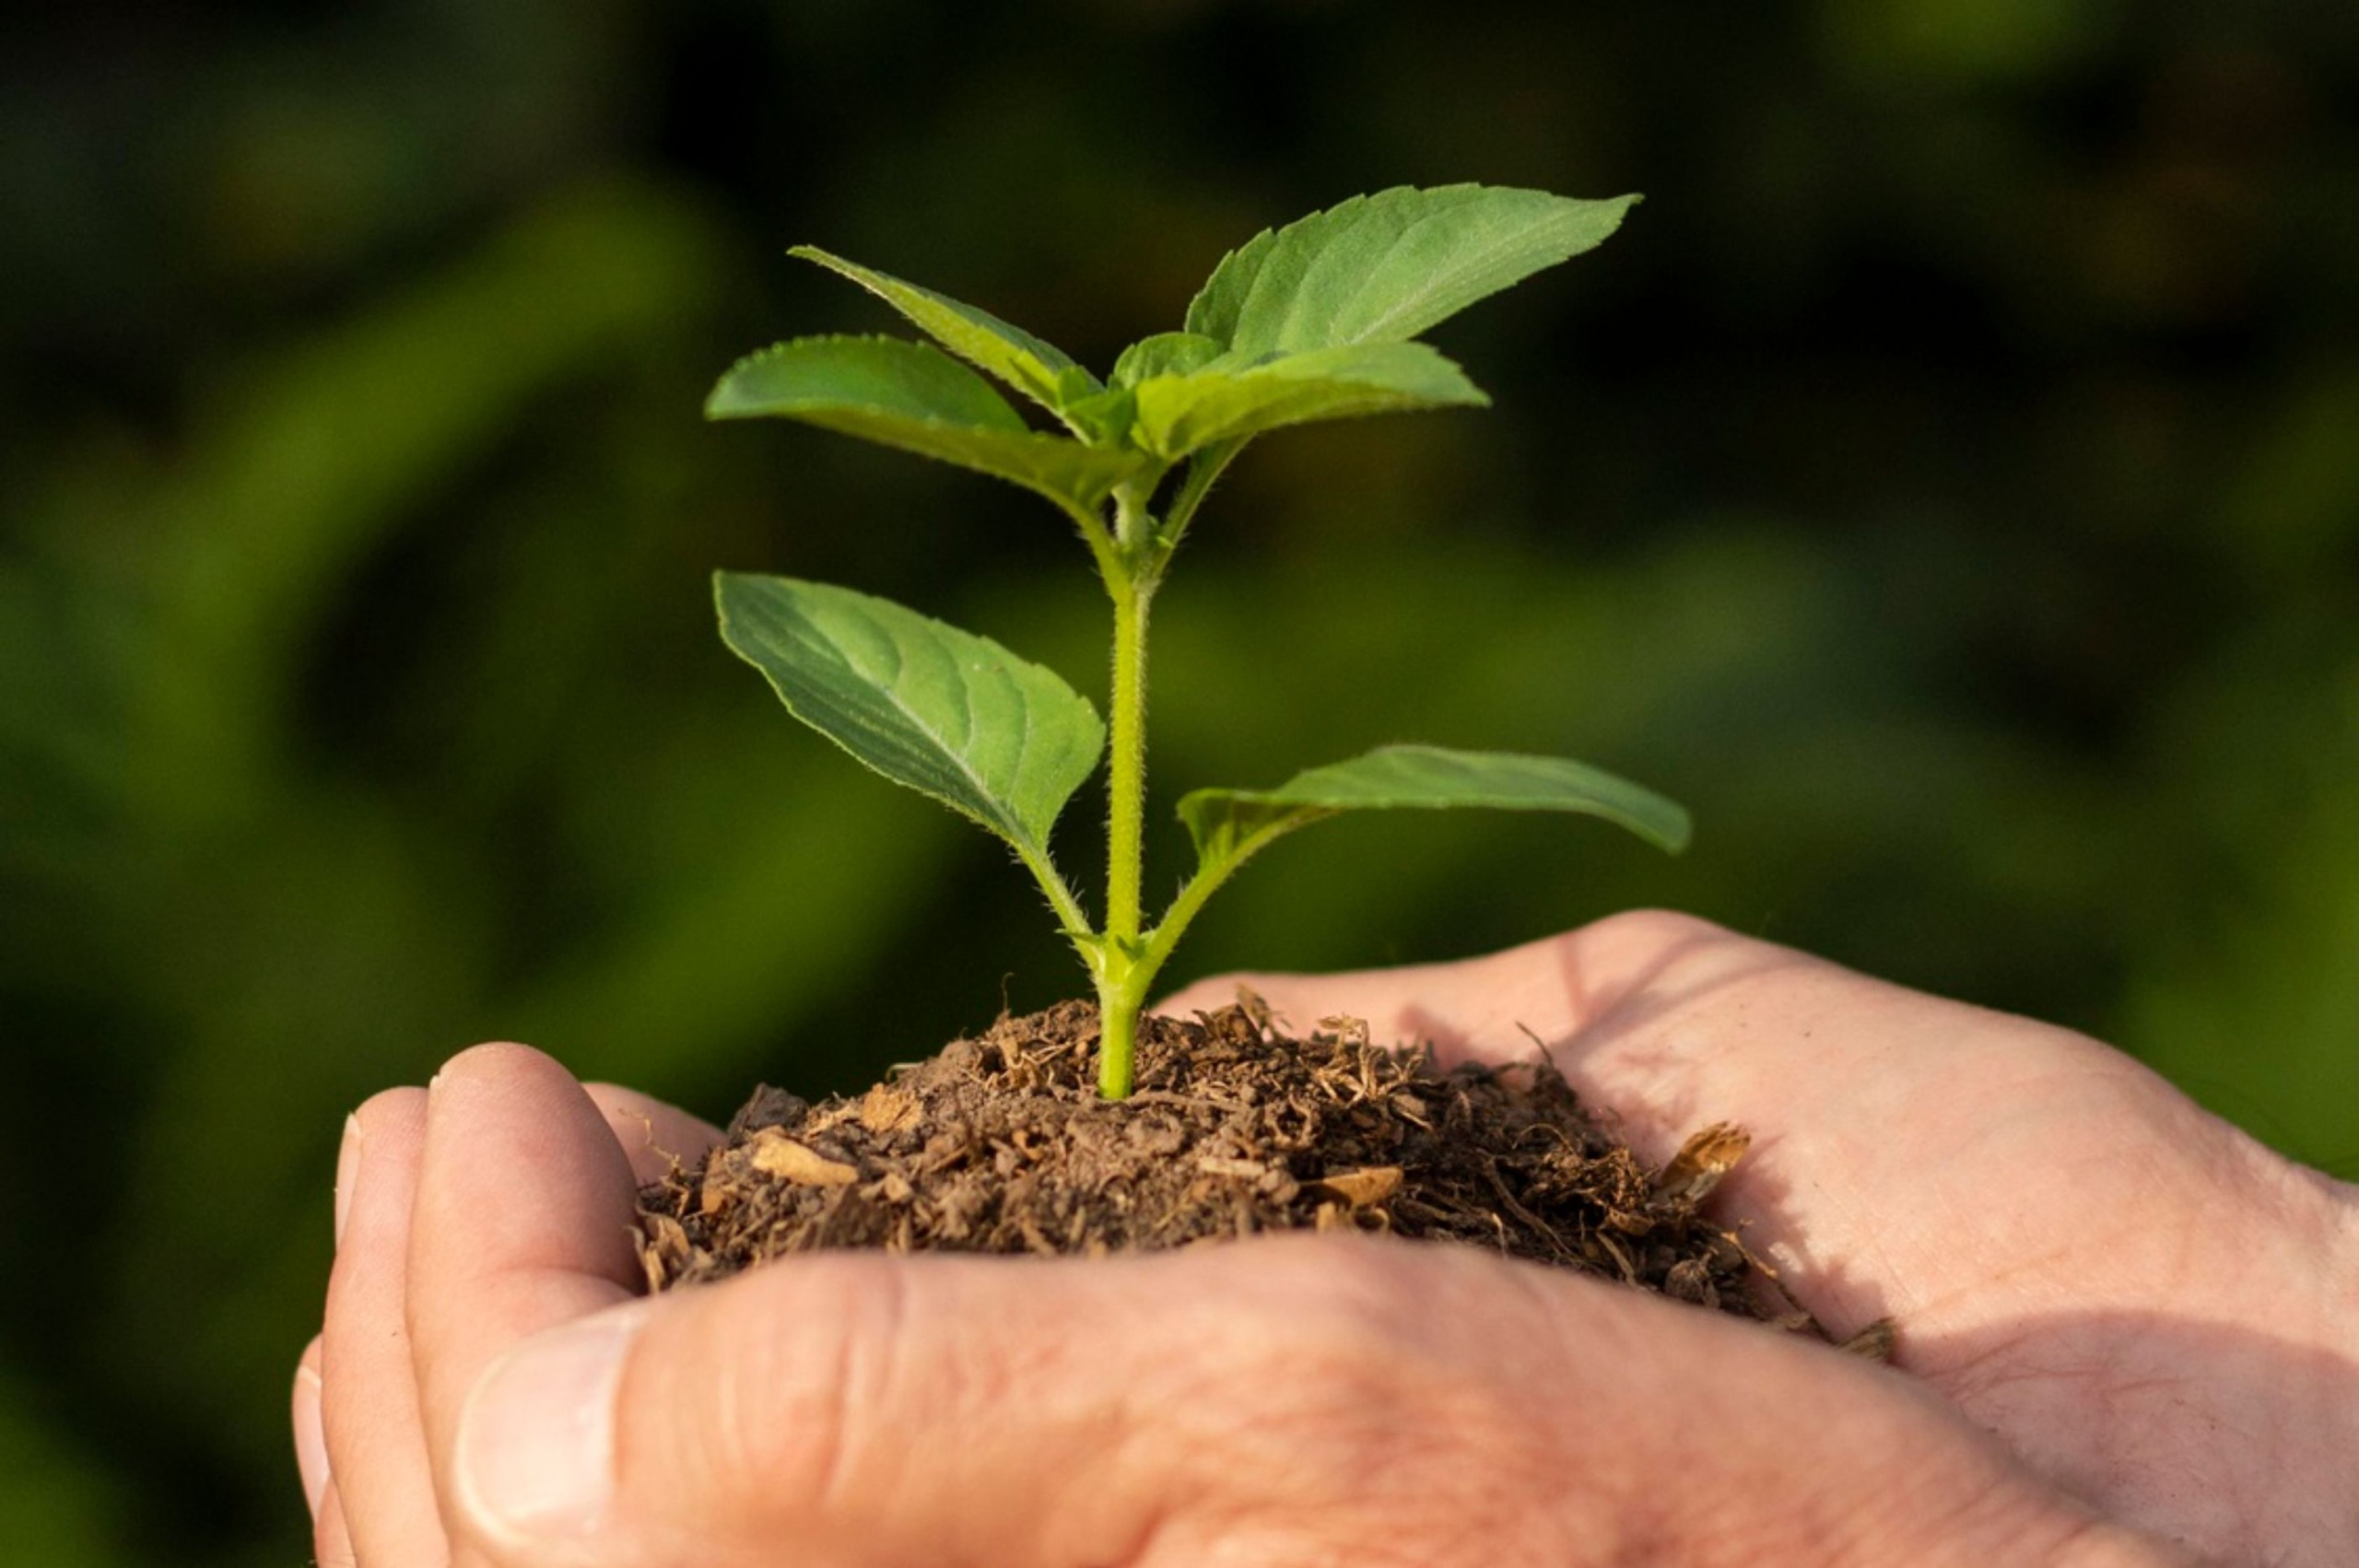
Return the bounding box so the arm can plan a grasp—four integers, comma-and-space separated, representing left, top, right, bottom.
636, 998, 1825, 1332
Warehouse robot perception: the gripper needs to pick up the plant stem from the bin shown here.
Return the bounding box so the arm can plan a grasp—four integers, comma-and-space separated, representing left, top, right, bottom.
1095, 485, 1160, 1099
1098, 576, 1154, 1096
1105, 579, 1150, 954
1096, 970, 1141, 1099
1059, 498, 1126, 589
1015, 845, 1096, 954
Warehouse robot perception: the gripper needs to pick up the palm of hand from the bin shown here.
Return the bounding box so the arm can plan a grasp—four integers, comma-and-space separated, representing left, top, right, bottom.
1162, 910, 2359, 1562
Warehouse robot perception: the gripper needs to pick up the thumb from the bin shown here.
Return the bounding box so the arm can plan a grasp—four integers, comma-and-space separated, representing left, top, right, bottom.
446, 1244, 1236, 1568
441, 1234, 2177, 1568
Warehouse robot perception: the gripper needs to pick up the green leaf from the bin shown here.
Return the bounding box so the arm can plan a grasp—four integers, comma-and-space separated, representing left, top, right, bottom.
1058, 384, 1138, 447
791, 245, 1099, 414
715, 572, 1106, 865
706, 335, 1147, 512
1130, 341, 1487, 461
1185, 184, 1639, 357
1178, 743, 1690, 865
1052, 364, 1105, 409
1110, 331, 1226, 388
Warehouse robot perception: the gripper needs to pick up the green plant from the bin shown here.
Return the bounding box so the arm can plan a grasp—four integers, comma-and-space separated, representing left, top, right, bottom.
709, 184, 1691, 1099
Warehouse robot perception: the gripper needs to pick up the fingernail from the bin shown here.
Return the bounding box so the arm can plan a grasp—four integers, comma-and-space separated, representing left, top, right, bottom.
292, 1363, 329, 1516
455, 1309, 642, 1541
334, 1115, 361, 1247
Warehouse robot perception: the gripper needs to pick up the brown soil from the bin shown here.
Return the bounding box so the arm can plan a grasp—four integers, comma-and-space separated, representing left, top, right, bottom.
636, 997, 1839, 1338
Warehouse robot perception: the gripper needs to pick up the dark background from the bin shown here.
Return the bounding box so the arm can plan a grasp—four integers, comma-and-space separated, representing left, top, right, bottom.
4, 1, 2356, 1562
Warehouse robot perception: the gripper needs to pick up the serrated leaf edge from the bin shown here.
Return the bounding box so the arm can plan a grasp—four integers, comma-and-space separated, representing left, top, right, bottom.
789, 244, 1103, 410
1185, 183, 1643, 351
702, 333, 1025, 429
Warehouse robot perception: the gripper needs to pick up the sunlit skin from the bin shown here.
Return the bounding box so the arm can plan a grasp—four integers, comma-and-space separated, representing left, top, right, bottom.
294, 911, 2357, 1566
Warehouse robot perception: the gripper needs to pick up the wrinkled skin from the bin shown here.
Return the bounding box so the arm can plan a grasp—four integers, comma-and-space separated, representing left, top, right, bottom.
294, 911, 2358, 1566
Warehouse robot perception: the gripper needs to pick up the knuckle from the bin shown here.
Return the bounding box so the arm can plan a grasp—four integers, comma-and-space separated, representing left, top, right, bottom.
678, 1258, 914, 1516
1159, 1240, 1549, 1526
1574, 905, 1732, 953
1195, 1241, 1437, 1445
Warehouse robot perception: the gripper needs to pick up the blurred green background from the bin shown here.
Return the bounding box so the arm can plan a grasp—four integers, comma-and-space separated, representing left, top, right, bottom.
4, 0, 2356, 1561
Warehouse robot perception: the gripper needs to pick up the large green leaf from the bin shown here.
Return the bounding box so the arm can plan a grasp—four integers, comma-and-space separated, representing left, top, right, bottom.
791, 245, 1099, 414
1185, 185, 1639, 357
1178, 743, 1690, 866
706, 335, 1147, 511
1129, 342, 1487, 462
715, 572, 1106, 864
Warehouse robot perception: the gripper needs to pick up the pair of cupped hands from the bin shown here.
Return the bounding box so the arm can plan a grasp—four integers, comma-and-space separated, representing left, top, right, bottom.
295, 911, 2358, 1566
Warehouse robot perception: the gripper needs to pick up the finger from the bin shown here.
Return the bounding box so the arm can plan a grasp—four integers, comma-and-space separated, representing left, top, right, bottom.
1161, 911, 2218, 1300
1488, 1247, 2177, 1568
314, 1479, 357, 1568
581, 1082, 722, 1185
405, 1044, 644, 1564
1160, 907, 1793, 1161
437, 1235, 2158, 1568
292, 1337, 327, 1519
321, 1088, 451, 1567
443, 1242, 1265, 1565
1157, 905, 2359, 1557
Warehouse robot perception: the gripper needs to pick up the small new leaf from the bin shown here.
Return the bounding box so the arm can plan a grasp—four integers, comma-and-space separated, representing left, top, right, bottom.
1110, 332, 1226, 388
1178, 743, 1691, 868
1186, 184, 1639, 357
716, 572, 1107, 868
1130, 341, 1486, 462
707, 335, 1148, 512
1058, 384, 1138, 448
792, 246, 1101, 415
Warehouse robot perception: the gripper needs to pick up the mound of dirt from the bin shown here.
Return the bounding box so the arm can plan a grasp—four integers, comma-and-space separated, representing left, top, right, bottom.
635, 998, 1845, 1343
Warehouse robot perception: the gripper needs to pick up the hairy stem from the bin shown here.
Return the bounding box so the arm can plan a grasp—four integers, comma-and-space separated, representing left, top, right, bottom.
1096, 970, 1141, 1099
1060, 498, 1125, 588
1093, 485, 1164, 1098
1015, 845, 1096, 953
1105, 586, 1149, 951
1091, 811, 1305, 1100
1098, 578, 1153, 1096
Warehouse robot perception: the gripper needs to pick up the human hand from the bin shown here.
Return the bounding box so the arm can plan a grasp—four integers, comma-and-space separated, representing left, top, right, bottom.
292, 912, 2355, 1565
1162, 910, 2359, 1562
298, 1045, 2164, 1568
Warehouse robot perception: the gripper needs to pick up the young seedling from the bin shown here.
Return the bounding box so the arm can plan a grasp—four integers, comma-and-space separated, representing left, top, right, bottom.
709, 184, 1690, 1099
